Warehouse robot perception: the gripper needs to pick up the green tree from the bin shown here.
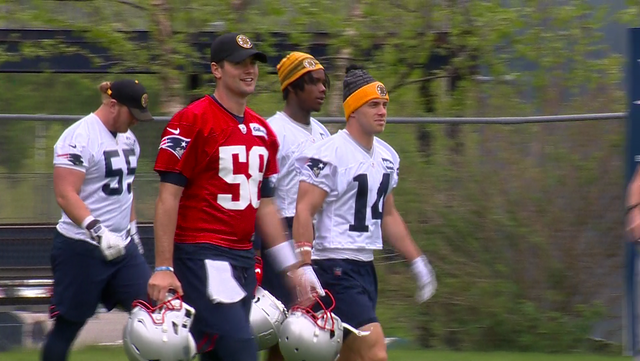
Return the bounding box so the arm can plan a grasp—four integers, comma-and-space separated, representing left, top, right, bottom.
0, 0, 631, 352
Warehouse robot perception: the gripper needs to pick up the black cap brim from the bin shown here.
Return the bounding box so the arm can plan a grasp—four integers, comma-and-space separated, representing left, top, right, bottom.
129, 107, 154, 122
225, 49, 268, 64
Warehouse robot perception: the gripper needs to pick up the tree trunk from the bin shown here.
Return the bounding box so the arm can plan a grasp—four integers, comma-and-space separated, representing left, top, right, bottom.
149, 0, 184, 115
326, 1, 362, 133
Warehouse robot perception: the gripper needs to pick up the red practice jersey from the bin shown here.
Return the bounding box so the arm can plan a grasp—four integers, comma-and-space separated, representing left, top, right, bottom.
154, 96, 279, 250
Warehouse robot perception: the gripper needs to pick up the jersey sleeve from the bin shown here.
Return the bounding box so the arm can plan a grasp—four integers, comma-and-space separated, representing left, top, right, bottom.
378, 138, 401, 191
133, 133, 141, 162
53, 127, 93, 172
154, 109, 203, 180
391, 156, 400, 189
296, 149, 338, 194
264, 123, 280, 179
267, 117, 286, 162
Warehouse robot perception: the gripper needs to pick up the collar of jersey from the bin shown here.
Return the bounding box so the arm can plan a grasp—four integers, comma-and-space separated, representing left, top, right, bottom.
90, 112, 119, 140
339, 129, 375, 158
278, 111, 314, 133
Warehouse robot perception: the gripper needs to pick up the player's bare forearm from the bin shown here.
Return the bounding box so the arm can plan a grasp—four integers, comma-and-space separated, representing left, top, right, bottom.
382, 194, 422, 262
53, 166, 91, 226
153, 182, 183, 267
627, 165, 640, 207
256, 198, 288, 248
626, 166, 640, 240
57, 194, 91, 226
293, 181, 328, 265
292, 210, 314, 265
130, 196, 137, 222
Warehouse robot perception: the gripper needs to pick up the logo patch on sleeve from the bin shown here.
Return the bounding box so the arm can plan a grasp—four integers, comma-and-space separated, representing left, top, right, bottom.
57, 153, 84, 166
159, 135, 191, 160
306, 158, 328, 178
381, 158, 395, 172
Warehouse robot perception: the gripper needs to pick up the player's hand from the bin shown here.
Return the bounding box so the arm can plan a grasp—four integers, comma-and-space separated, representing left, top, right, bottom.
627, 208, 640, 241
129, 220, 144, 254
411, 255, 437, 303
86, 222, 126, 261
300, 265, 325, 297
286, 267, 314, 307
255, 256, 263, 287
148, 269, 183, 303
287, 265, 324, 307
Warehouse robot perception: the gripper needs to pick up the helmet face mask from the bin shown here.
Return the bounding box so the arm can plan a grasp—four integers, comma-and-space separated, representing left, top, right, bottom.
123, 294, 197, 361
278, 290, 344, 361
250, 286, 288, 350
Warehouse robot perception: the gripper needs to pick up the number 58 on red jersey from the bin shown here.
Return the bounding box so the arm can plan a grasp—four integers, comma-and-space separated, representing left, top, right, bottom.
154, 96, 280, 250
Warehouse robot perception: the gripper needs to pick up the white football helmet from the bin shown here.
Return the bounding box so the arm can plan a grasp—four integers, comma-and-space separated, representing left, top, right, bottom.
249, 286, 288, 350
123, 294, 197, 361
278, 291, 343, 361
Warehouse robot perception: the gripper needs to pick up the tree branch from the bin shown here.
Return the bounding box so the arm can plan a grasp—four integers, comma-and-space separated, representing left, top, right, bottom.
115, 0, 146, 11
388, 0, 416, 13
388, 73, 450, 93
316, 55, 366, 62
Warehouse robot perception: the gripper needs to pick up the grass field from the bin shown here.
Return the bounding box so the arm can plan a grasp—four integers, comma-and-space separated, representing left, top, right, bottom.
2, 346, 628, 361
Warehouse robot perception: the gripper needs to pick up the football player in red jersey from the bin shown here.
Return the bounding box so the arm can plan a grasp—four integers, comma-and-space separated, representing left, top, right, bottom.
147, 33, 322, 361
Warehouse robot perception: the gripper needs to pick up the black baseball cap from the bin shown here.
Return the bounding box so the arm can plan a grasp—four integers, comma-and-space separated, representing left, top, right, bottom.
107, 79, 153, 122
210, 33, 267, 64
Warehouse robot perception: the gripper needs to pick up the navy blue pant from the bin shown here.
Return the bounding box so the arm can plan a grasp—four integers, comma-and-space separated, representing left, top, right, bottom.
253, 217, 296, 308
49, 230, 151, 322
312, 258, 379, 340
174, 243, 258, 361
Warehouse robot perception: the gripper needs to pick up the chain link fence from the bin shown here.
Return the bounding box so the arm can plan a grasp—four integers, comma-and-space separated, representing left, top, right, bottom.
0, 112, 630, 353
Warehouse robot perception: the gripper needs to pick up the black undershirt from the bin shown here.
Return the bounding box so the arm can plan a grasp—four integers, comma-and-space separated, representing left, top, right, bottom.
209, 94, 244, 124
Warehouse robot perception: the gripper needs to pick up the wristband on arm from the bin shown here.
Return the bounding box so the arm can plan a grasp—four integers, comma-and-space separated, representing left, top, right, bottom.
265, 240, 299, 271
130, 220, 138, 234
81, 215, 100, 231
294, 242, 313, 265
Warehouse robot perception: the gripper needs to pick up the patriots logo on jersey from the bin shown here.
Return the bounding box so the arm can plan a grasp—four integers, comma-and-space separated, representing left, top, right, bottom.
159, 135, 191, 160
382, 158, 395, 172
306, 158, 327, 178
56, 153, 84, 166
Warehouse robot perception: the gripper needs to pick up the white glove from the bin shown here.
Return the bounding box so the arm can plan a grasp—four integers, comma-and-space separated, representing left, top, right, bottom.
299, 265, 325, 298
411, 255, 437, 303
129, 220, 144, 254
87, 222, 126, 261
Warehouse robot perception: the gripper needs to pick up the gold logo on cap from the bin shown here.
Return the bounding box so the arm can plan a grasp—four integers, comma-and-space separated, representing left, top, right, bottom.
236, 35, 253, 49
303, 58, 317, 69
376, 83, 387, 97
141, 94, 149, 108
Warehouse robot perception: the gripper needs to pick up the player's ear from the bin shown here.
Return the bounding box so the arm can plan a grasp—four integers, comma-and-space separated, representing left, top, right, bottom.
211, 62, 223, 79
347, 109, 357, 122
285, 85, 296, 98
109, 99, 119, 113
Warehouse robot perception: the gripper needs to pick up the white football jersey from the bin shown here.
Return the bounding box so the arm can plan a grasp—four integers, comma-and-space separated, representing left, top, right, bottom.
296, 130, 400, 261
267, 111, 331, 217
53, 113, 139, 244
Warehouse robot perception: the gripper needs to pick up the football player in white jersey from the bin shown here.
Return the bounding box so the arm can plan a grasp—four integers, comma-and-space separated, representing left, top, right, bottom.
253, 52, 331, 361
292, 65, 437, 361
43, 79, 153, 361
